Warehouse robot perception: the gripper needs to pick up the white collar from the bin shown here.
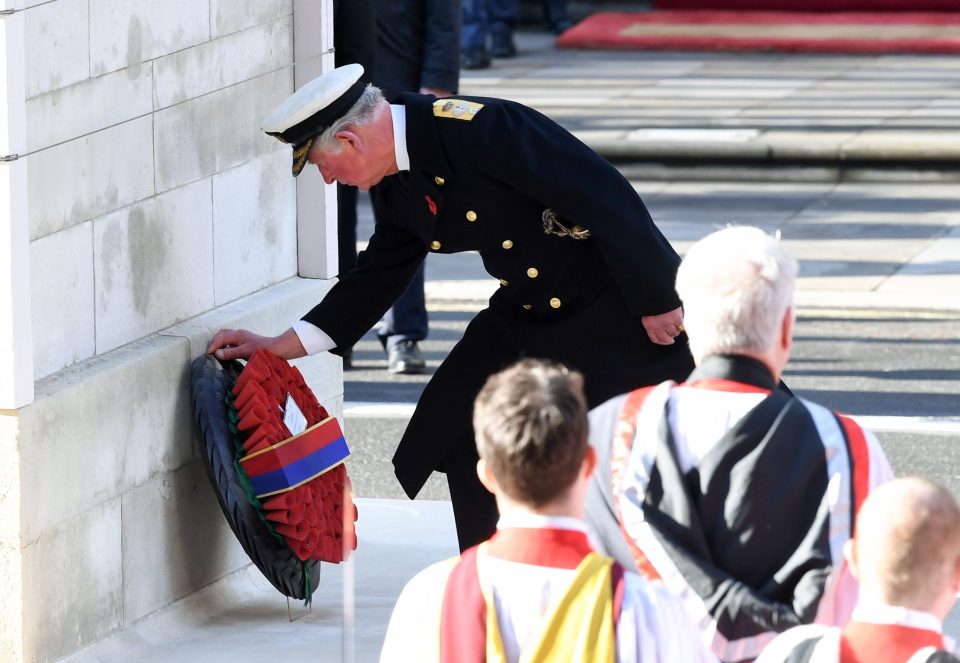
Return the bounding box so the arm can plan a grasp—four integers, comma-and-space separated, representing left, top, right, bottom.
852, 603, 943, 634
496, 510, 588, 534
390, 104, 409, 172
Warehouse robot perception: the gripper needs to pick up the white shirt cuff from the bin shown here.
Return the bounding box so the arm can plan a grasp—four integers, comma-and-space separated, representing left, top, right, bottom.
292, 320, 336, 355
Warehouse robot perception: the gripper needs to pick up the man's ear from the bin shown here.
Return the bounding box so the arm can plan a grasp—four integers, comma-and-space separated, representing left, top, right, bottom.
476, 458, 499, 495
334, 128, 362, 152
950, 555, 960, 595
844, 538, 860, 580
781, 305, 794, 353
582, 445, 597, 480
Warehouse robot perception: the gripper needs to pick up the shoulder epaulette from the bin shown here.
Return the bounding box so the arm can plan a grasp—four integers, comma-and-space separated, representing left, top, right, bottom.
433, 99, 484, 121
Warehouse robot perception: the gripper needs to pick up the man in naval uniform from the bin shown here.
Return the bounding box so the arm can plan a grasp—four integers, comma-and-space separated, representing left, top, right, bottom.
207, 64, 693, 551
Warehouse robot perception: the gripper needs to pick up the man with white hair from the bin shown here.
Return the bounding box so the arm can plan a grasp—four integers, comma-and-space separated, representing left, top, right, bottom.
757, 477, 960, 662
583, 226, 895, 663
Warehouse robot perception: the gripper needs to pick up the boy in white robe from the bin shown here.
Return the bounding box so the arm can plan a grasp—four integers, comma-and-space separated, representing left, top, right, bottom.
380, 359, 716, 663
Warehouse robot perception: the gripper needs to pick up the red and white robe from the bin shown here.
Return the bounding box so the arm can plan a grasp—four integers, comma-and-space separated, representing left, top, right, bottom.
379, 513, 716, 663
756, 604, 959, 663
585, 355, 894, 663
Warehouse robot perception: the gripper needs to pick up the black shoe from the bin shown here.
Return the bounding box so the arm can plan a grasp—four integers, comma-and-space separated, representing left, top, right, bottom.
388, 340, 425, 375
462, 47, 491, 70
490, 32, 517, 58
549, 19, 574, 35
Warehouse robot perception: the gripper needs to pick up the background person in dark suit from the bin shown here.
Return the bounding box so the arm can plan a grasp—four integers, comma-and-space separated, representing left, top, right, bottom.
337, 0, 461, 374
209, 65, 694, 552
332, 0, 375, 370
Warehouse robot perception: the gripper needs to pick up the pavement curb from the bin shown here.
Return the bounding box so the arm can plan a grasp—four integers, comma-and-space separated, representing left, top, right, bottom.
425, 281, 960, 315
589, 132, 960, 168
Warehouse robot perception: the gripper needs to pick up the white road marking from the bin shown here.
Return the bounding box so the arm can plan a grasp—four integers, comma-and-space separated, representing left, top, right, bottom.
344, 402, 416, 418
344, 402, 960, 435
853, 416, 960, 436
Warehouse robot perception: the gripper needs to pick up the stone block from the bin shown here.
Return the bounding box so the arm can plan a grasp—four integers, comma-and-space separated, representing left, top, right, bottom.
154, 16, 293, 109
28, 116, 155, 241
160, 276, 341, 404
20, 499, 122, 662
0, 416, 21, 541
211, 0, 291, 38
295, 158, 337, 278
0, 533, 22, 663
212, 149, 297, 304
21, 334, 194, 539
94, 180, 214, 353
0, 416, 23, 663
122, 461, 249, 624
30, 223, 96, 380
23, 0, 89, 99
89, 0, 210, 77
154, 69, 291, 193
293, 0, 329, 63
25, 63, 153, 153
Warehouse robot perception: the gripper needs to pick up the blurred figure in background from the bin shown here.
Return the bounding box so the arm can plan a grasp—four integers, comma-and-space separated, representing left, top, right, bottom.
461, 0, 518, 70
337, 0, 461, 374
758, 477, 960, 663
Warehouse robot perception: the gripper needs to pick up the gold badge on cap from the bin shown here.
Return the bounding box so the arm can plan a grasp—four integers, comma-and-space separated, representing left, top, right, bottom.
291, 139, 314, 177
433, 99, 484, 121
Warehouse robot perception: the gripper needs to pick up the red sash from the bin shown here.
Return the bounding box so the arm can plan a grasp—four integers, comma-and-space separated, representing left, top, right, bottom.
840, 621, 945, 663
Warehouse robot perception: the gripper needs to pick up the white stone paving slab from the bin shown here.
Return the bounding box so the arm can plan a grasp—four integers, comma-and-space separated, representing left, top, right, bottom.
153, 69, 290, 193
89, 0, 210, 77
28, 116, 155, 241
211, 0, 291, 38
153, 16, 292, 109
94, 180, 214, 353
23, 0, 89, 99
212, 150, 297, 305
121, 462, 252, 624
21, 499, 122, 662
30, 222, 96, 379
25, 63, 153, 153
22, 333, 194, 538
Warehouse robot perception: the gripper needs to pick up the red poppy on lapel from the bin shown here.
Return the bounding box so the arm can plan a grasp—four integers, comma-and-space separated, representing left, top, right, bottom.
425, 195, 438, 216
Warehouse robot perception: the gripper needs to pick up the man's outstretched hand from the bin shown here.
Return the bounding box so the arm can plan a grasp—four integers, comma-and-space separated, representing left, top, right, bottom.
206, 327, 307, 361
641, 306, 686, 346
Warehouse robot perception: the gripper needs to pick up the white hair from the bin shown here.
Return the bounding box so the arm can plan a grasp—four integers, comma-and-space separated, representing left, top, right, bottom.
311, 84, 385, 154
675, 226, 798, 364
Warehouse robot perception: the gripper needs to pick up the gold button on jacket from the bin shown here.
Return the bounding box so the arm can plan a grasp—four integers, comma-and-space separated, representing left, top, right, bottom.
522, 304, 532, 310
499, 279, 508, 286
527, 267, 539, 278
550, 297, 562, 309
434, 176, 445, 186
430, 240, 441, 250
502, 239, 513, 249
466, 210, 477, 222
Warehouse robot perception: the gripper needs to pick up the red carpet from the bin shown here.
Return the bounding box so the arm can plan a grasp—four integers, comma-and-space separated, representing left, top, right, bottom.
655, 1, 960, 10
556, 11, 960, 55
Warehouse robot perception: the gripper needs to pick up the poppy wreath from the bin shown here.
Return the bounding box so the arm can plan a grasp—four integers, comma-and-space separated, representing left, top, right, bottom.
190, 350, 358, 603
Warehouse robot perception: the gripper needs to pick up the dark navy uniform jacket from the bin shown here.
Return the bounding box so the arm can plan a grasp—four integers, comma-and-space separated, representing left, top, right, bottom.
303, 93, 693, 503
